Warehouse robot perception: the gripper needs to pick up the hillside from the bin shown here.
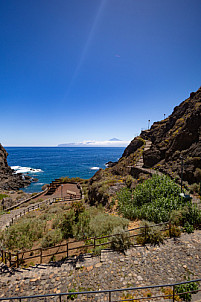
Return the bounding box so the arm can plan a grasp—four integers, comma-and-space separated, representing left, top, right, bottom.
0, 144, 31, 190
88, 87, 201, 204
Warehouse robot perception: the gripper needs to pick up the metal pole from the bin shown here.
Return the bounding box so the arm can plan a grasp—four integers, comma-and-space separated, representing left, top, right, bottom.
109, 291, 112, 302
173, 285, 175, 302
181, 156, 183, 193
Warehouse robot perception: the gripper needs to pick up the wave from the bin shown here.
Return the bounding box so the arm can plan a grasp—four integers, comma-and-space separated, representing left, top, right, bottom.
11, 166, 43, 174
90, 167, 100, 170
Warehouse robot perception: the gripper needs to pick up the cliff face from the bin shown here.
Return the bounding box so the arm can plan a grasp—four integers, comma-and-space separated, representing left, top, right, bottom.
0, 144, 31, 190
88, 86, 201, 205
141, 87, 201, 184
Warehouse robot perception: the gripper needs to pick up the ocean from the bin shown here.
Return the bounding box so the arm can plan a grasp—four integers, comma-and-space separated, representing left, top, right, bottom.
5, 147, 125, 193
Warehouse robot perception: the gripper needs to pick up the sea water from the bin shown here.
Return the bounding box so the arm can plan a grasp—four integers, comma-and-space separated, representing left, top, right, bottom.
5, 147, 125, 193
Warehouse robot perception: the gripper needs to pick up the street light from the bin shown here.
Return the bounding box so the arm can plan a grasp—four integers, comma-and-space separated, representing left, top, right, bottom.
180, 156, 184, 193
148, 120, 150, 130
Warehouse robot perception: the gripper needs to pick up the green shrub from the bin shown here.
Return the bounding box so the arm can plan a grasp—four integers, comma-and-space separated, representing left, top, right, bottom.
59, 209, 75, 239
110, 226, 131, 252
183, 222, 194, 234
117, 174, 201, 226
169, 225, 181, 238
41, 229, 62, 248
0, 194, 8, 200
136, 221, 164, 246
175, 280, 199, 302
2, 218, 45, 250
73, 211, 91, 239
93, 246, 102, 256
89, 213, 129, 238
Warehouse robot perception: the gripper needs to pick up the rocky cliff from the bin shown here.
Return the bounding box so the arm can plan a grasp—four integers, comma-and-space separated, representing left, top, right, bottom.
140, 87, 201, 184
0, 144, 31, 190
88, 86, 201, 205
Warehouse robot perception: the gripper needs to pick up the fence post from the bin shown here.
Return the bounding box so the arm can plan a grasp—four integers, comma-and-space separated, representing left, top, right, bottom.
145, 225, 147, 241
40, 248, 43, 264
67, 242, 69, 258
4, 251, 7, 264
1, 249, 4, 263
172, 285, 175, 302
109, 291, 112, 302
16, 251, 19, 268
94, 237, 96, 249
169, 221, 172, 238
9, 252, 11, 267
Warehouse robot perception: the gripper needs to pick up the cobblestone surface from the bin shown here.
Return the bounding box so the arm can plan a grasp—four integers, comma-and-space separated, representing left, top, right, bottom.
0, 230, 201, 301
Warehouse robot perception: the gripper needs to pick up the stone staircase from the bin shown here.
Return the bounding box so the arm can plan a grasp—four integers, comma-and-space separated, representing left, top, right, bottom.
135, 140, 152, 168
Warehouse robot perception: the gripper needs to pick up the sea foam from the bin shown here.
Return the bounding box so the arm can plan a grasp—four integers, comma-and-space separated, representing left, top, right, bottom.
90, 167, 100, 170
11, 166, 43, 174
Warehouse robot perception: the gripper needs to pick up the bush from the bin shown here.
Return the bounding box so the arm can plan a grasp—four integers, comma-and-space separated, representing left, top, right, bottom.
175, 280, 199, 302
189, 183, 199, 194
0, 194, 8, 200
89, 213, 129, 238
169, 225, 181, 238
41, 229, 62, 248
194, 168, 201, 182
183, 222, 194, 234
110, 227, 131, 252
136, 221, 164, 246
117, 174, 201, 226
2, 218, 45, 250
59, 209, 75, 239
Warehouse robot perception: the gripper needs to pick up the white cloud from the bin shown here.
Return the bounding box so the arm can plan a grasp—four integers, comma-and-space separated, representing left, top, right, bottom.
58, 139, 130, 147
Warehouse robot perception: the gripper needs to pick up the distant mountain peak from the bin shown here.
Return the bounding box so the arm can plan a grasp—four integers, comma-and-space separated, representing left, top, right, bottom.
109, 138, 121, 141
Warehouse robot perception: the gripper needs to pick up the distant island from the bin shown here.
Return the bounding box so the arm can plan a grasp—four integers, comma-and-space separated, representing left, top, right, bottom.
58, 138, 130, 147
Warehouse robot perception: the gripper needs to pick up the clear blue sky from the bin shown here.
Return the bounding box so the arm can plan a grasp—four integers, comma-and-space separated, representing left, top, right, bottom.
1, 0, 201, 146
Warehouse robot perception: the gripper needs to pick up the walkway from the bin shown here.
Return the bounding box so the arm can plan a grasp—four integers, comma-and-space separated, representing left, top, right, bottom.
0, 183, 82, 230
0, 230, 201, 301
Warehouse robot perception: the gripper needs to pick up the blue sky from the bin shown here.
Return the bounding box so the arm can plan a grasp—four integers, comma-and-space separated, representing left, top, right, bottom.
1, 0, 201, 146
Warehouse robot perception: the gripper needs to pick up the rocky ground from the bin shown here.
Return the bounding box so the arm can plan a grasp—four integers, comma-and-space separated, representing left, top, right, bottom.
0, 230, 201, 301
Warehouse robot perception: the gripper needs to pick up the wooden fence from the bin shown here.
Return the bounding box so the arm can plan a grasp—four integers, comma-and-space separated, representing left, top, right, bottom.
1, 221, 171, 268
5, 199, 51, 228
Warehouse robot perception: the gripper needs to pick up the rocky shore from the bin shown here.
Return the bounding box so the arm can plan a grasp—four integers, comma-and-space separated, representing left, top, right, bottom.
0, 144, 33, 190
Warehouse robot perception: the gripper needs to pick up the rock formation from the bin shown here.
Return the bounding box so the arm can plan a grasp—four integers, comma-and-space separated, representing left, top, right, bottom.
141, 87, 201, 184
0, 144, 32, 190
88, 86, 201, 204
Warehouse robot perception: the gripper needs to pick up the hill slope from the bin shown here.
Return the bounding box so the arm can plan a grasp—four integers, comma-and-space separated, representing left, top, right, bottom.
88, 87, 201, 204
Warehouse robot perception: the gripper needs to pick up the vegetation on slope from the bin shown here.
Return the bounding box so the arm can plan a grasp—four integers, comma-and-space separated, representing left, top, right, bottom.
0, 201, 129, 251
116, 174, 201, 226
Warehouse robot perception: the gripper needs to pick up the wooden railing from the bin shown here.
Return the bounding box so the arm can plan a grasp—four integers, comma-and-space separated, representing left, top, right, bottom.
4, 199, 51, 229
1, 222, 171, 268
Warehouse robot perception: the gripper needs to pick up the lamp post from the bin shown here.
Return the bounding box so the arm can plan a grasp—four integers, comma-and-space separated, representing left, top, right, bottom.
180, 156, 184, 193
164, 114, 166, 119
148, 119, 150, 130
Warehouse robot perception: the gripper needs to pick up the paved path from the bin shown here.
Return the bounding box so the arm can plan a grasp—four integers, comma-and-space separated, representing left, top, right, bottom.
0, 230, 201, 301
0, 199, 50, 230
